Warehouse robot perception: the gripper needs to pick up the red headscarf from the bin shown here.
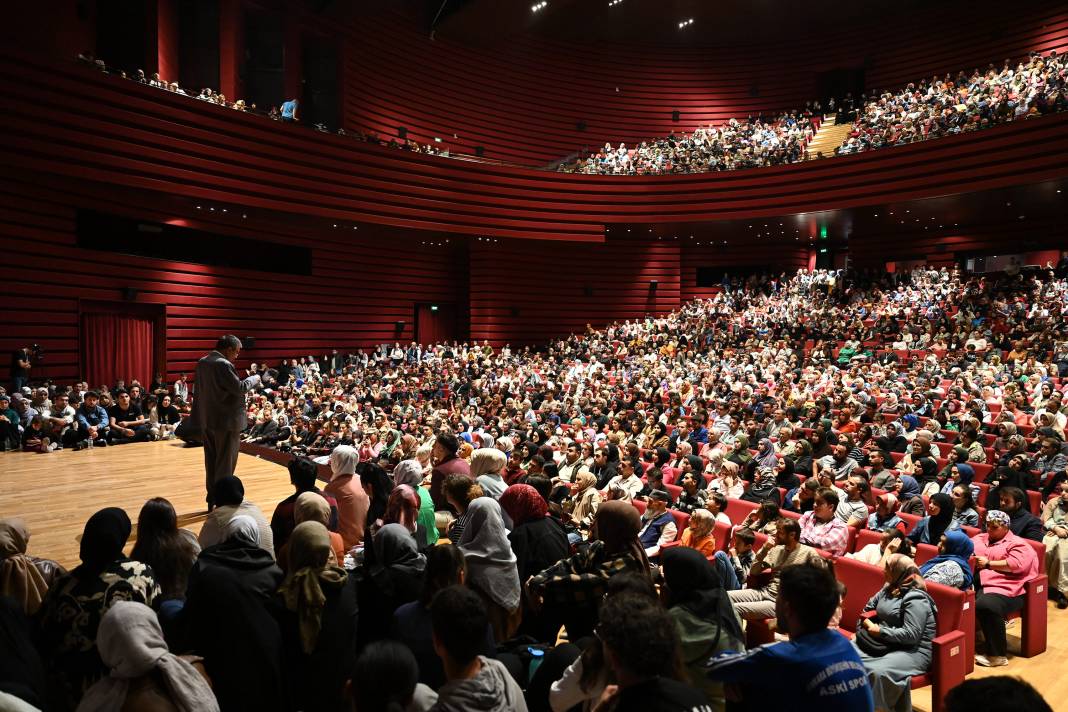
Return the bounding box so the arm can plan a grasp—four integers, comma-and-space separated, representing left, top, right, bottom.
499, 484, 548, 526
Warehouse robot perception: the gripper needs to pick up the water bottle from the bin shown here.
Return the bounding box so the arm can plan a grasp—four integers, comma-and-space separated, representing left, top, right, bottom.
88, 436, 94, 450
527, 647, 545, 680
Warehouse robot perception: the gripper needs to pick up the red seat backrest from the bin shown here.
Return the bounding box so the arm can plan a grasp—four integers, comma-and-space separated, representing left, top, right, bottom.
836, 557, 888, 630
665, 483, 683, 501
713, 520, 732, 552
898, 512, 921, 533
972, 463, 992, 483
632, 499, 647, 516
725, 497, 761, 526
668, 509, 690, 539
924, 579, 969, 636
852, 528, 882, 554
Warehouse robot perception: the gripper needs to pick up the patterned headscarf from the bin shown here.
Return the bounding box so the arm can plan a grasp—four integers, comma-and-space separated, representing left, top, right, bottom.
986, 510, 1010, 527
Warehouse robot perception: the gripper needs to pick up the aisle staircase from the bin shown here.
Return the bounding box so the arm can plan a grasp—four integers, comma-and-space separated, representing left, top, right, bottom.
805, 115, 854, 160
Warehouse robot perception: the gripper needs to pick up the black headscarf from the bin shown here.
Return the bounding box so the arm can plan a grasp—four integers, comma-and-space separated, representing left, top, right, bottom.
775, 456, 800, 489
927, 492, 954, 543
914, 457, 939, 485
76, 507, 132, 578
654, 447, 671, 467
358, 462, 394, 531
213, 476, 245, 507
661, 547, 743, 647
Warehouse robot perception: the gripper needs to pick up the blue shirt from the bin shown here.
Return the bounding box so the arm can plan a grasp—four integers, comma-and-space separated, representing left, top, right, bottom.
706, 628, 874, 711
280, 100, 297, 119
76, 404, 110, 430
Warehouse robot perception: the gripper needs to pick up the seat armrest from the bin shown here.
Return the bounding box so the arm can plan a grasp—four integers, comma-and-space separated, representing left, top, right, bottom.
928, 630, 966, 712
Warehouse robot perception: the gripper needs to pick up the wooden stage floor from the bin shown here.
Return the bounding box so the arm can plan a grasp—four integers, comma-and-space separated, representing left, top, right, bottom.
1, 441, 1065, 708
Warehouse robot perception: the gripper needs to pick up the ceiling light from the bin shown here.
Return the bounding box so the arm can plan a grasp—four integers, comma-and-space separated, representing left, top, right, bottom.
609, 0, 623, 6
678, 18, 694, 28
531, 1, 547, 11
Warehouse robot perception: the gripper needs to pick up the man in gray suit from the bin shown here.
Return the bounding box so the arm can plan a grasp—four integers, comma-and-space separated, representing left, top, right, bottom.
191, 335, 260, 509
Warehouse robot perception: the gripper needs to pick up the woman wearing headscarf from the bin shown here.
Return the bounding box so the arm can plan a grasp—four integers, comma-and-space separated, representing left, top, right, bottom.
325, 444, 371, 550
867, 493, 904, 533
985, 453, 1033, 510
358, 461, 395, 540
276, 521, 358, 710
908, 492, 958, 545
500, 484, 569, 642
876, 420, 909, 453
938, 462, 974, 496
707, 460, 744, 498
679, 508, 717, 558
393, 459, 438, 548
359, 521, 426, 649
528, 500, 654, 641
774, 456, 800, 491
727, 434, 753, 470
740, 467, 782, 506
470, 447, 508, 500
755, 438, 779, 470
565, 470, 602, 534
661, 547, 744, 709
853, 553, 937, 712
76, 601, 219, 712
197, 475, 275, 558
455, 497, 522, 642
0, 595, 49, 711
193, 513, 283, 601
919, 530, 975, 591
280, 493, 345, 568
181, 532, 287, 712
38, 508, 160, 709
893, 474, 927, 516
992, 421, 1018, 459
0, 518, 52, 615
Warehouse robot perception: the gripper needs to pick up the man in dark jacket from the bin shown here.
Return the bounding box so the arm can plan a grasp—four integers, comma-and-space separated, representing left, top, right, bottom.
1000, 487, 1044, 541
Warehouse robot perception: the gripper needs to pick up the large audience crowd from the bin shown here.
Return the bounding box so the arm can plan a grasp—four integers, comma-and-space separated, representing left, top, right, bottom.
79, 46, 1066, 175
3, 264, 1068, 711
838, 50, 1068, 154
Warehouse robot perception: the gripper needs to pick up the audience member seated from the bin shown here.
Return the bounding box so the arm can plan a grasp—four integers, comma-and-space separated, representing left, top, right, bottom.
918, 529, 975, 590
799, 489, 850, 556
972, 510, 1040, 667
129, 497, 200, 625
998, 486, 1044, 541
197, 475, 275, 557
637, 490, 677, 558
429, 586, 527, 711
453, 496, 522, 643
1042, 481, 1068, 607
528, 501, 654, 641
0, 518, 63, 616
271, 456, 340, 554
348, 640, 437, 712
848, 528, 913, 567
76, 601, 219, 712
276, 520, 359, 711
727, 518, 821, 621
709, 563, 875, 710
852, 554, 936, 712
661, 547, 745, 708
37, 508, 160, 710
107, 390, 150, 444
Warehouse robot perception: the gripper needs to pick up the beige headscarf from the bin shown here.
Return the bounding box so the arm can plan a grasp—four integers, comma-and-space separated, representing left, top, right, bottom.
469, 448, 508, 479
0, 518, 49, 615
294, 492, 331, 527
278, 522, 347, 654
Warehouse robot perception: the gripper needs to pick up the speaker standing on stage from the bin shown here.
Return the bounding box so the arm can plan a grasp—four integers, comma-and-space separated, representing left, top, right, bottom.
191, 335, 260, 509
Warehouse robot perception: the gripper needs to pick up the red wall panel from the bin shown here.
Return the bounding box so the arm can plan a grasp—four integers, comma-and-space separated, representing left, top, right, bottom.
0, 180, 468, 383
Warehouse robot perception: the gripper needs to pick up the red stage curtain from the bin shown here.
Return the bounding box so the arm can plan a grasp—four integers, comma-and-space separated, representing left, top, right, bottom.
81, 313, 155, 388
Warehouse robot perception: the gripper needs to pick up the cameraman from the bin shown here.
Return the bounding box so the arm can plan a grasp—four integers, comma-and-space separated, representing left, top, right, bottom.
10, 346, 32, 392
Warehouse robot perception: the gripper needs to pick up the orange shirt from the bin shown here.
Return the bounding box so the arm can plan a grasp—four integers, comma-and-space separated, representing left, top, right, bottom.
680, 528, 716, 558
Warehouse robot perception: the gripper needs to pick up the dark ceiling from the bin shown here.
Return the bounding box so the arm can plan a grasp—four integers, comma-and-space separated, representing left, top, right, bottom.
426, 0, 932, 47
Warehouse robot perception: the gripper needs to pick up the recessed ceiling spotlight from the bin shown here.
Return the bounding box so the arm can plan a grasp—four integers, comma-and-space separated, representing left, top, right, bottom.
531, 1, 547, 11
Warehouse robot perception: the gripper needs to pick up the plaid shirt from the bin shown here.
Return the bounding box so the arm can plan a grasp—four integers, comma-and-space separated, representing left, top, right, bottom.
528, 540, 656, 607
799, 511, 850, 556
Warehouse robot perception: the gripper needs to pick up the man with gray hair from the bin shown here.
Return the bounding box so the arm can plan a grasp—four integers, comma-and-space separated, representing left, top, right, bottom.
191, 335, 260, 509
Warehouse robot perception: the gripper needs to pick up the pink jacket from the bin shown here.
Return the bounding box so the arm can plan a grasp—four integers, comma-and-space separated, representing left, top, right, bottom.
972, 531, 1038, 598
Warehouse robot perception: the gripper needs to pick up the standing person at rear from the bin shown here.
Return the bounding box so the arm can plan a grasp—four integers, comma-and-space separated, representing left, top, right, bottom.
192, 335, 260, 510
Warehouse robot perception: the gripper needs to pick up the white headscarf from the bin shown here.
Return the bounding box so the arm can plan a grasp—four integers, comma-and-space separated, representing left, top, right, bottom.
456, 498, 521, 612
329, 445, 360, 480
469, 448, 508, 479
225, 515, 260, 546
76, 601, 220, 712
